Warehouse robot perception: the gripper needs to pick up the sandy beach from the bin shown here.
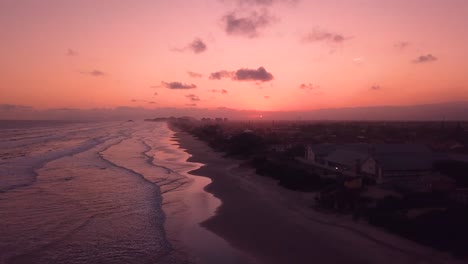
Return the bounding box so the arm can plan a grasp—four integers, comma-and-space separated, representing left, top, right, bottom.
173, 129, 464, 264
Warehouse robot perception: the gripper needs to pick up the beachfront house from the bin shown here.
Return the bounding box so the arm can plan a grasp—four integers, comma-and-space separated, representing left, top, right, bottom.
303, 143, 434, 185
371, 144, 433, 184
303, 144, 377, 181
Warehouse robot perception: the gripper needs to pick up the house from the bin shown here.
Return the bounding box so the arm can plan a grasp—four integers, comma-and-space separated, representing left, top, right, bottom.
372, 144, 433, 184
269, 143, 292, 153
304, 144, 376, 179
450, 188, 468, 205
304, 143, 434, 185
325, 149, 375, 177
304, 144, 337, 165
419, 173, 456, 192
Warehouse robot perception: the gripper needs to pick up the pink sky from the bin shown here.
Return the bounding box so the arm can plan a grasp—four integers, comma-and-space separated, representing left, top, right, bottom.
1, 0, 467, 114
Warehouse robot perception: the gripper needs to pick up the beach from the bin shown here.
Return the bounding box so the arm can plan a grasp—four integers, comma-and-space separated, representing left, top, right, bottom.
173, 129, 464, 264
0, 120, 464, 264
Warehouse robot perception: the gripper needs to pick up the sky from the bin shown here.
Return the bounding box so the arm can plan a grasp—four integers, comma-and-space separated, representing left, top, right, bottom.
1, 0, 468, 119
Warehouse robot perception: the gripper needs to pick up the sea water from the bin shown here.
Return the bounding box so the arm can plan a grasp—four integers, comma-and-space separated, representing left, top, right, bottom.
0, 120, 248, 264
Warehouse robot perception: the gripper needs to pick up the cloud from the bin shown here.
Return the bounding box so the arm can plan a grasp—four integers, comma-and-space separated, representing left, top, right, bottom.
394, 41, 410, 50
185, 103, 197, 107
209, 89, 229, 94
131, 99, 149, 103
209, 70, 234, 80
222, 10, 275, 38
299, 83, 319, 90
187, 71, 203, 78
148, 101, 157, 104
81, 70, 106, 77
370, 85, 381, 90
185, 94, 201, 101
264, 95, 270, 99
172, 38, 207, 54
161, 81, 197, 89
189, 38, 207, 53
210, 67, 273, 82
235, 67, 273, 81
302, 29, 348, 44
154, 92, 158, 95
67, 48, 78, 56
413, 54, 437, 64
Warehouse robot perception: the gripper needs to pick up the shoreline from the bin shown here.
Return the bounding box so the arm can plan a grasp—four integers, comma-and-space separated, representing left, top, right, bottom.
172, 128, 464, 264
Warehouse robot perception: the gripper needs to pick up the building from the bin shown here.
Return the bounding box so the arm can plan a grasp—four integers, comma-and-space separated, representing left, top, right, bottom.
303, 143, 434, 185
372, 144, 433, 184
419, 173, 456, 192
450, 188, 468, 205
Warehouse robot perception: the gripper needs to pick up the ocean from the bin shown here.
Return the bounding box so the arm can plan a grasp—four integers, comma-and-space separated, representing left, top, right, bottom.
0, 120, 245, 264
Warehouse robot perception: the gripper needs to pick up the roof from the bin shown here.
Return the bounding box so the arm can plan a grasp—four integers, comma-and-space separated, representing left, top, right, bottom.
309, 143, 370, 156
376, 155, 432, 171
374, 144, 431, 155
374, 144, 433, 171
308, 144, 338, 156
326, 149, 370, 167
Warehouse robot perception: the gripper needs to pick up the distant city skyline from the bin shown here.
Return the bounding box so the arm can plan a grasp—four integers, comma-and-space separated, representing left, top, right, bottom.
1, 0, 468, 118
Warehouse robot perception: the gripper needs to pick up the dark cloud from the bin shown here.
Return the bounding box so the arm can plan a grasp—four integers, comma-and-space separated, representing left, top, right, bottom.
161, 81, 197, 89
185, 103, 197, 107
413, 54, 437, 64
302, 29, 347, 44
264, 95, 270, 99
235, 67, 273, 81
81, 70, 106, 77
189, 38, 207, 53
370, 85, 381, 90
209, 67, 273, 82
187, 71, 203, 78
222, 10, 275, 38
299, 83, 319, 90
154, 92, 158, 95
221, 89, 228, 94
209, 70, 234, 80
67, 48, 78, 56
394, 41, 410, 50
185, 94, 201, 101
148, 101, 157, 104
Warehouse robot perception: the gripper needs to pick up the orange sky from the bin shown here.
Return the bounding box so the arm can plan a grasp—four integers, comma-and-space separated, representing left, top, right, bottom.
1, 0, 467, 112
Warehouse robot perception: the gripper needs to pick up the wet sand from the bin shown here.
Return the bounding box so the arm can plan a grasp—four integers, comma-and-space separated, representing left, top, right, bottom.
173, 129, 463, 264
